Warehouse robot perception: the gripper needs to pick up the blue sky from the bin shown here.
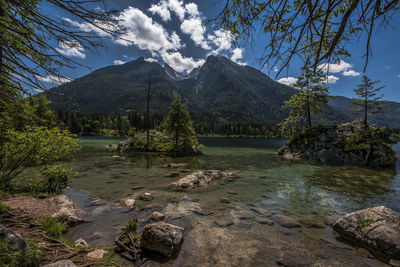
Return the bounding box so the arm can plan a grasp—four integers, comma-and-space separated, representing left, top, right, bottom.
40, 0, 400, 102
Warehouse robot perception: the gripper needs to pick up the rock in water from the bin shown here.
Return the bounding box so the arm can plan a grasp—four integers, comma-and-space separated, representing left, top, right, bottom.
141, 222, 184, 257
87, 249, 107, 260
124, 198, 136, 209
0, 224, 29, 252
42, 260, 77, 267
332, 206, 400, 261
51, 195, 83, 227
151, 212, 166, 222
139, 193, 154, 201
73, 238, 88, 247
169, 170, 238, 190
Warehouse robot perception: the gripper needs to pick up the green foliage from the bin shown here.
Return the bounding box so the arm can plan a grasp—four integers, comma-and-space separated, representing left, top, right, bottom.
286, 125, 334, 151
39, 217, 67, 238
351, 76, 386, 129
124, 218, 138, 233
99, 249, 122, 267
219, 0, 398, 72
163, 98, 199, 152
40, 165, 77, 194
0, 238, 43, 267
0, 127, 81, 186
280, 62, 330, 133
358, 219, 374, 231
0, 201, 9, 213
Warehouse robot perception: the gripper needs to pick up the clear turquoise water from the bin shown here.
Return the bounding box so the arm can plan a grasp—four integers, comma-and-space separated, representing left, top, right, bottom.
65, 137, 400, 266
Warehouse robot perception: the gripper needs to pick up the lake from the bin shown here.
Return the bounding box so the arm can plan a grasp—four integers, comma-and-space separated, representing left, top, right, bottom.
65, 137, 400, 266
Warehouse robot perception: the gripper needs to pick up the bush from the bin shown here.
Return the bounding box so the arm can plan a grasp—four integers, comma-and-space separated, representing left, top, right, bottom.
0, 201, 9, 213
0, 238, 43, 267
40, 165, 76, 194
39, 217, 67, 238
0, 127, 81, 186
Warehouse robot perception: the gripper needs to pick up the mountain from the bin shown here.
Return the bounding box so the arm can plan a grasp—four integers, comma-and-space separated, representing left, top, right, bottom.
46, 56, 400, 127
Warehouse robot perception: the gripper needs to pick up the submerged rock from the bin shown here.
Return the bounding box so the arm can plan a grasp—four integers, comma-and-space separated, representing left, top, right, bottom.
215, 217, 234, 227
0, 224, 29, 252
273, 214, 301, 228
141, 222, 184, 257
276, 250, 310, 267
169, 170, 238, 190
278, 119, 396, 168
332, 206, 400, 261
297, 218, 324, 229
324, 215, 342, 226
256, 217, 274, 225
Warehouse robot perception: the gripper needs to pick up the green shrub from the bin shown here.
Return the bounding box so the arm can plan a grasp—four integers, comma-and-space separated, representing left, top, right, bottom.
0, 238, 43, 267
39, 217, 67, 238
0, 201, 9, 213
124, 218, 138, 233
40, 165, 77, 194
358, 219, 374, 231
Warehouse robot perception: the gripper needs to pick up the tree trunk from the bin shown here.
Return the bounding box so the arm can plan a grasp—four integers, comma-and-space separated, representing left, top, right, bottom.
306, 96, 312, 128
364, 89, 368, 130
175, 126, 179, 154
146, 74, 151, 150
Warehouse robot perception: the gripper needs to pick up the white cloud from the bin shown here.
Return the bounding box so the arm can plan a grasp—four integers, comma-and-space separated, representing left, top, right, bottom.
397, 74, 400, 78
145, 58, 158, 63
63, 18, 113, 37
277, 77, 297, 86
208, 29, 233, 54
230, 47, 246, 65
160, 51, 204, 73
114, 7, 183, 52
36, 75, 73, 85
323, 75, 339, 84
343, 70, 360, 76
273, 66, 279, 72
181, 18, 209, 49
167, 0, 186, 21
318, 60, 352, 73
55, 41, 86, 59
114, 60, 126, 65
149, 1, 171, 22
185, 3, 199, 18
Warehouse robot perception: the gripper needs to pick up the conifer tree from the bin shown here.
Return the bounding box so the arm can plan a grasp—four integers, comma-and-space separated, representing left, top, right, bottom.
163, 99, 197, 151
280, 61, 330, 133
351, 75, 386, 129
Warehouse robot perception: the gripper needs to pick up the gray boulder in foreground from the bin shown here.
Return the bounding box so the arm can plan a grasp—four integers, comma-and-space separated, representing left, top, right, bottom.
332, 206, 400, 261
141, 222, 184, 257
0, 223, 29, 252
169, 170, 238, 190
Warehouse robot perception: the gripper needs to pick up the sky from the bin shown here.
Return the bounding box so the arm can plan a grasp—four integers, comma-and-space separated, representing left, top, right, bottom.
39, 0, 400, 102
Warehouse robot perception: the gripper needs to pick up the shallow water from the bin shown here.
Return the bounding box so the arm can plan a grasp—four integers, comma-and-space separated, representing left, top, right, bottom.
65, 137, 400, 266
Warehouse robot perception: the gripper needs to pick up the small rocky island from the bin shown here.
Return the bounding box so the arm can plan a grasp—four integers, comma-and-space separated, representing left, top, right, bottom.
118, 130, 202, 156
278, 119, 397, 167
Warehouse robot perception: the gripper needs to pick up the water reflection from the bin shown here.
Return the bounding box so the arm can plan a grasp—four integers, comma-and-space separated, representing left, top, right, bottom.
303, 165, 396, 202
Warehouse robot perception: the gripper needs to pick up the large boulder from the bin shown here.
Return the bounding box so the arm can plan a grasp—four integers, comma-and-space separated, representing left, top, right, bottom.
278, 119, 396, 168
332, 206, 400, 261
141, 222, 184, 257
0, 224, 29, 252
169, 170, 238, 190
